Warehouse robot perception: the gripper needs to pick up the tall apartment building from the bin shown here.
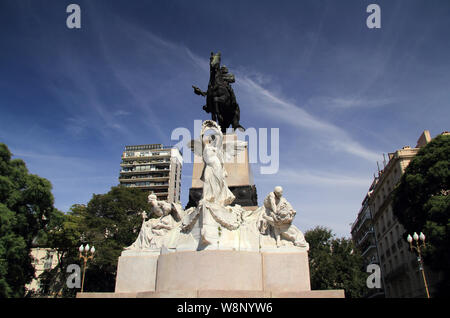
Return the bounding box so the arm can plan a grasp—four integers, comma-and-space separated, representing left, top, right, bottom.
119, 144, 182, 203
351, 181, 384, 298
352, 130, 443, 298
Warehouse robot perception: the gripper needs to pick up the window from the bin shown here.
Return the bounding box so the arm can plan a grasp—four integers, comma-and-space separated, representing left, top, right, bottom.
44, 253, 54, 269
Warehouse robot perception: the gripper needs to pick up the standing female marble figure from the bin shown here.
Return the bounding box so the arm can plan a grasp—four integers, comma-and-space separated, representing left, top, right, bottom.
200, 131, 235, 206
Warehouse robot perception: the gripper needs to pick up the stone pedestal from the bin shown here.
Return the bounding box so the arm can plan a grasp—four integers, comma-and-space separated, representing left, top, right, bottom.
186, 134, 258, 208
78, 250, 344, 298
115, 253, 158, 293
156, 250, 265, 292
155, 250, 312, 293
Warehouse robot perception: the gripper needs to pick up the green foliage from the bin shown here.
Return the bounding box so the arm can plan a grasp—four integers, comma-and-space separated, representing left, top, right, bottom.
392, 134, 450, 297
0, 143, 55, 297
36, 205, 87, 297
41, 186, 150, 294
305, 226, 367, 298
82, 186, 150, 292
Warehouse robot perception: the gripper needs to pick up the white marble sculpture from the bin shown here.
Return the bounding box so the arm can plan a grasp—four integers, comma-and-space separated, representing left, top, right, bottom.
125, 194, 184, 251
200, 122, 235, 206
185, 120, 244, 247
259, 186, 309, 250
122, 120, 309, 254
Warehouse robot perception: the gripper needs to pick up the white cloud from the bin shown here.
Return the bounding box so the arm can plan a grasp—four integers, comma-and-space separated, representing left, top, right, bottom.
235, 75, 381, 162
113, 110, 131, 116
259, 168, 370, 187
307, 96, 401, 109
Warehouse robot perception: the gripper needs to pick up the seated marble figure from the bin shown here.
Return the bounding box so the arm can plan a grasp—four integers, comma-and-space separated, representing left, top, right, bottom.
259, 186, 309, 249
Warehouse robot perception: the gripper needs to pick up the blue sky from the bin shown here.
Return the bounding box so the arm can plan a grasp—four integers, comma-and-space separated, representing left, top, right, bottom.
1, 0, 449, 238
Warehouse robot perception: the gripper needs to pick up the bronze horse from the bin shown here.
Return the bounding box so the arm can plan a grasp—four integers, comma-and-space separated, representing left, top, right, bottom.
193, 52, 245, 133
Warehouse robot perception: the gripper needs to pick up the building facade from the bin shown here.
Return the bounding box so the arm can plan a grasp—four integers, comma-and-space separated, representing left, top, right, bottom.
351, 182, 384, 298
119, 144, 182, 203
25, 248, 59, 295
352, 130, 443, 298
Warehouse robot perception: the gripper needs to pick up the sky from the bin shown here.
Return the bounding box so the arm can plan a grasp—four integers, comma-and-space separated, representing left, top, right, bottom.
1, 0, 449, 238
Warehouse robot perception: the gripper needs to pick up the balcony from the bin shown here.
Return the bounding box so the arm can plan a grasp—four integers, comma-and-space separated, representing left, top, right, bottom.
361, 244, 377, 258
121, 183, 169, 193
122, 152, 171, 160
120, 182, 168, 188
357, 229, 375, 246
120, 168, 170, 174
354, 212, 372, 233
119, 175, 169, 182
368, 255, 379, 265
120, 160, 170, 166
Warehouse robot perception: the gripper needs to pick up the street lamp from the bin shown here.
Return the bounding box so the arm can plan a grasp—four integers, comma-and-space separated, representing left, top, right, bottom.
79, 244, 95, 293
406, 232, 430, 298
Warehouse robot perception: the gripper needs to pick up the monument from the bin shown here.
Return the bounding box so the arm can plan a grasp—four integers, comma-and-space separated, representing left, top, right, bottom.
77, 52, 344, 298
187, 51, 257, 209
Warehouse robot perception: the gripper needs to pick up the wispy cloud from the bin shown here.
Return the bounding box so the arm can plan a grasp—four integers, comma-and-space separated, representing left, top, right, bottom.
307, 96, 401, 110
113, 110, 131, 116
260, 168, 371, 187
42, 55, 134, 140
10, 148, 99, 171
235, 75, 381, 162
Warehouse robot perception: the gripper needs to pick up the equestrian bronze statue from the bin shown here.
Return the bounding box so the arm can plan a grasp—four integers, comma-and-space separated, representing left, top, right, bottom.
192, 52, 245, 133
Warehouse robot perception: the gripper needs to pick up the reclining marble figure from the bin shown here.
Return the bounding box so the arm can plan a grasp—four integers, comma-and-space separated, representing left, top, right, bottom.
125, 194, 184, 250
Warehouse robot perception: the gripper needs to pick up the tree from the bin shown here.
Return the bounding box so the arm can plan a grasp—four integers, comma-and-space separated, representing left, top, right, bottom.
392, 134, 450, 297
36, 205, 87, 297
75, 186, 149, 292
0, 143, 56, 297
35, 186, 150, 296
305, 226, 367, 298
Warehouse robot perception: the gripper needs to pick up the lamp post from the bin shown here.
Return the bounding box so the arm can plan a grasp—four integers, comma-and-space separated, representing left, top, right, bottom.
406, 232, 430, 298
78, 244, 95, 293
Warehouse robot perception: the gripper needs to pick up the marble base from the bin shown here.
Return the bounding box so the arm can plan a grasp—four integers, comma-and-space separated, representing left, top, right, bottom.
156, 250, 266, 292
115, 254, 158, 293
80, 250, 344, 298
95, 249, 332, 299
77, 289, 344, 298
